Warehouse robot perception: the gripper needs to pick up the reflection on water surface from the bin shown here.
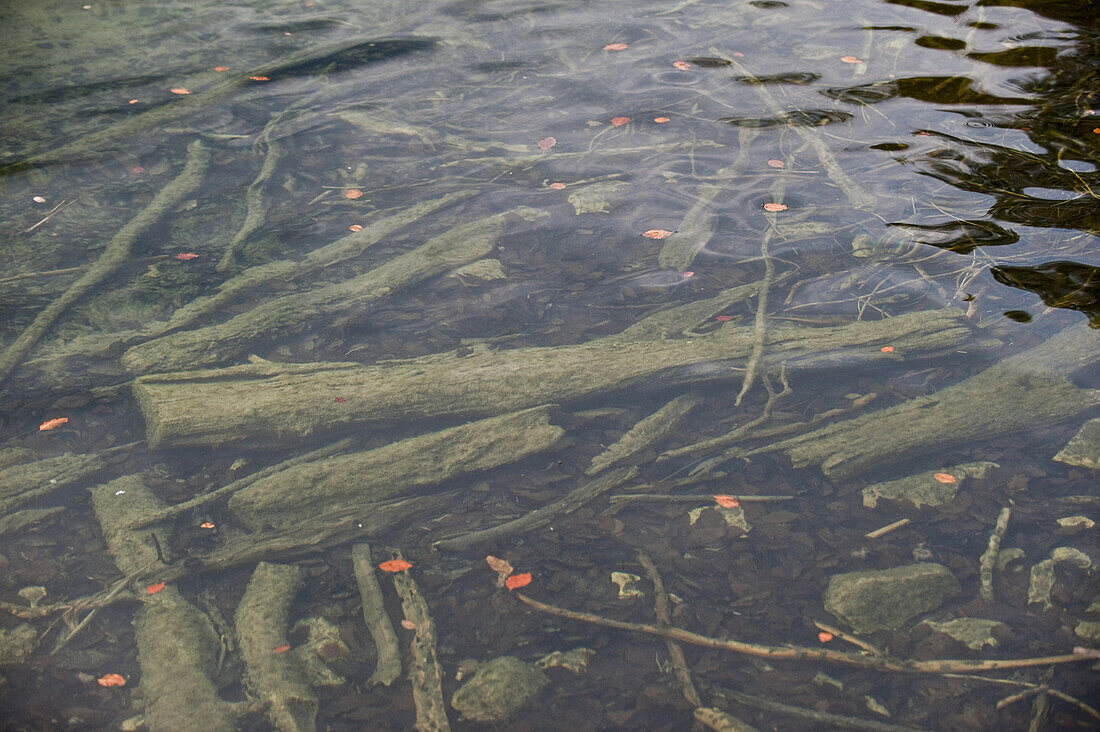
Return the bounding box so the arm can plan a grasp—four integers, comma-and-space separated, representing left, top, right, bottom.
0, 0, 1097, 729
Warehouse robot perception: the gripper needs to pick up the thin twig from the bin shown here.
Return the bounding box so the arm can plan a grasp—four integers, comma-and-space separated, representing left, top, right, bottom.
979, 506, 1011, 603
636, 551, 701, 707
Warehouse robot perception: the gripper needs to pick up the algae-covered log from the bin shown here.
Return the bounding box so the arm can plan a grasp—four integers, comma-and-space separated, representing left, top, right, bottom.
122, 209, 512, 373
235, 562, 317, 732
0, 451, 108, 515
754, 321, 1100, 479
586, 394, 702, 475
135, 308, 971, 449
351, 544, 403, 687
89, 476, 235, 732
228, 407, 564, 531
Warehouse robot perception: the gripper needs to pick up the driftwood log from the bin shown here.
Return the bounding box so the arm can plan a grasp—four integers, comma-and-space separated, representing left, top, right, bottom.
133, 308, 972, 449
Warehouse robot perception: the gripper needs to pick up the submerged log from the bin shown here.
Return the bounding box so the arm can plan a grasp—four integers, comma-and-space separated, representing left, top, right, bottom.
228, 407, 565, 531
89, 475, 235, 732
751, 321, 1100, 479
134, 308, 971, 449
122, 208, 517, 373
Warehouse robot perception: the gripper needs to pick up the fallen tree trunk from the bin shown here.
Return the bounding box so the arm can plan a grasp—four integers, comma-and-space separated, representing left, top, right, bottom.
121, 208, 516, 373
89, 475, 236, 732
748, 321, 1100, 479
134, 308, 972, 449
228, 407, 565, 531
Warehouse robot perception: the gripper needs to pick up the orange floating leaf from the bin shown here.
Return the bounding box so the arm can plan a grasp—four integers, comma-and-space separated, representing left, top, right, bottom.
611, 116, 631, 127
642, 229, 673, 240
603, 43, 629, 51
132, 166, 145, 174
714, 495, 740, 508
732, 52, 744, 57
840, 56, 861, 64
39, 417, 69, 431
683, 271, 694, 277
249, 75, 270, 81
334, 396, 346, 403
344, 189, 364, 200
654, 116, 670, 123
146, 582, 166, 595
767, 159, 785, 168
379, 559, 413, 573
170, 87, 191, 95
505, 573, 532, 591
97, 673, 126, 687
933, 472, 957, 484
400, 619, 417, 630
880, 346, 895, 353
214, 66, 229, 72
537, 136, 556, 151
128, 98, 139, 104
1093, 127, 1100, 134
672, 60, 692, 71
199, 522, 216, 529
715, 315, 733, 322
818, 632, 834, 643
548, 182, 566, 190
762, 202, 787, 212
175, 252, 199, 261
272, 644, 291, 654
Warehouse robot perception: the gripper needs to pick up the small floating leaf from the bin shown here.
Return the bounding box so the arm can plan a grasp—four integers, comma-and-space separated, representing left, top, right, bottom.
548, 182, 566, 190
379, 559, 413, 572
880, 346, 895, 353
169, 88, 191, 95
642, 229, 673, 239
199, 522, 216, 529
763, 202, 787, 212
654, 116, 670, 123
272, 644, 291, 654
39, 417, 68, 431
767, 159, 785, 168
603, 43, 628, 51
214, 66, 229, 72
818, 632, 834, 643
537, 136, 556, 151
249, 75, 270, 81
933, 473, 957, 484
334, 396, 346, 403
146, 582, 166, 595
175, 252, 199, 260
400, 619, 417, 630
344, 189, 364, 199
673, 60, 692, 71
841, 56, 861, 64
97, 673, 126, 687
505, 573, 532, 591
611, 116, 631, 126
714, 495, 740, 508
715, 315, 733, 322
348, 224, 363, 232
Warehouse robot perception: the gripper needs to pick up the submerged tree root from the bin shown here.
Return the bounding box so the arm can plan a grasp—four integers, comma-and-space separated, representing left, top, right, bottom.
351, 544, 402, 687
511, 592, 1098, 674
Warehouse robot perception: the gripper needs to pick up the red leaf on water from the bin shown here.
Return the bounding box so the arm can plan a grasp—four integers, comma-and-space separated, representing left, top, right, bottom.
767, 159, 785, 168
673, 60, 692, 71
170, 88, 191, 95
175, 252, 199, 260
611, 116, 631, 126
249, 75, 270, 81
379, 559, 413, 573
146, 582, 166, 595
39, 417, 69, 431
400, 619, 417, 630
654, 117, 670, 123
348, 224, 363, 232
933, 473, 957, 484
840, 56, 861, 64
345, 189, 364, 200
763, 203, 787, 212
818, 632, 834, 643
642, 229, 673, 240
97, 673, 126, 687
505, 573, 532, 591
548, 182, 566, 190
715, 315, 733, 322
272, 644, 291, 654
214, 66, 229, 72
880, 346, 895, 353
537, 136, 556, 151
714, 495, 740, 508
603, 43, 629, 51
334, 396, 346, 403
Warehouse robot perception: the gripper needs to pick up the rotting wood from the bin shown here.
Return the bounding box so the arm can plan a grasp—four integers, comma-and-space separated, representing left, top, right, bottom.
0, 141, 209, 389
89, 475, 235, 732
637, 551, 701, 708
10, 191, 472, 400
0, 451, 110, 515
228, 407, 564, 531
235, 562, 318, 732
351, 544, 402, 687
746, 321, 1100, 479
133, 308, 971, 449
391, 559, 451, 732
694, 706, 761, 732
432, 466, 638, 552
511, 591, 1099, 674
702, 685, 926, 732
586, 393, 702, 475
979, 506, 1012, 604
122, 207, 516, 373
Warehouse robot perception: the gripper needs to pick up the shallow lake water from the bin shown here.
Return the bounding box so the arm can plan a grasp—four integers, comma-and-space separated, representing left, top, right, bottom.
0, 0, 1097, 729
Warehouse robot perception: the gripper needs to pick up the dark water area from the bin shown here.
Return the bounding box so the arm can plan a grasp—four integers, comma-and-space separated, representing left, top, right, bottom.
0, 0, 1097, 729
